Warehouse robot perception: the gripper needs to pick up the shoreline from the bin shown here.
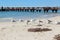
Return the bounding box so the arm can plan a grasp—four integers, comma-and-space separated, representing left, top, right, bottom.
0, 15, 59, 22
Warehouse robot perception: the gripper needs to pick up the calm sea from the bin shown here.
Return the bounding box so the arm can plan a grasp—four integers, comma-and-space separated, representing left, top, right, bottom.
0, 10, 60, 22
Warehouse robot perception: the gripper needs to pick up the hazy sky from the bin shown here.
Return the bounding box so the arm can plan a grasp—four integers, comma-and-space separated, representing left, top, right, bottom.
0, 0, 60, 7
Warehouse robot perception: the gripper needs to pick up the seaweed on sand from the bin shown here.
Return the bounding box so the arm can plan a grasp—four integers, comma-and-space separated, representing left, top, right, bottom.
28, 28, 52, 32
54, 34, 60, 40
36, 24, 42, 26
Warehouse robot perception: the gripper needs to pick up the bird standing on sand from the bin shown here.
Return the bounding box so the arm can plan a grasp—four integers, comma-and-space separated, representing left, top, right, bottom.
48, 20, 52, 24
26, 20, 30, 25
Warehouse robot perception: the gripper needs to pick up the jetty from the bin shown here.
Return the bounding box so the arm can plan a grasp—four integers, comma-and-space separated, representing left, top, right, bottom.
0, 7, 60, 13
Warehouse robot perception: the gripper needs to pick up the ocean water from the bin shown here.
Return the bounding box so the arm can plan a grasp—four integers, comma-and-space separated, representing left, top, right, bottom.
0, 11, 60, 22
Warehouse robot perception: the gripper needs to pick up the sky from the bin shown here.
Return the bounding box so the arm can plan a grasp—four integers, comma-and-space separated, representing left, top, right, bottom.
0, 0, 60, 7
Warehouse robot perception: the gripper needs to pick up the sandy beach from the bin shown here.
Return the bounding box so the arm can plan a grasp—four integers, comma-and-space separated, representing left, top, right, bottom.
0, 16, 60, 40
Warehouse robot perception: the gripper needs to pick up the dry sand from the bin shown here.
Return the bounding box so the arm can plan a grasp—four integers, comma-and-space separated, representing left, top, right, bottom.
0, 16, 60, 40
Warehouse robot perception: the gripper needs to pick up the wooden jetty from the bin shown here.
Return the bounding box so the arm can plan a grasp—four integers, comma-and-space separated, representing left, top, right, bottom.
0, 7, 60, 13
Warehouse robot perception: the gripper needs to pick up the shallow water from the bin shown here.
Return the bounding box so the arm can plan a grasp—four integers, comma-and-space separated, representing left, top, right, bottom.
0, 11, 60, 20
0, 11, 60, 22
